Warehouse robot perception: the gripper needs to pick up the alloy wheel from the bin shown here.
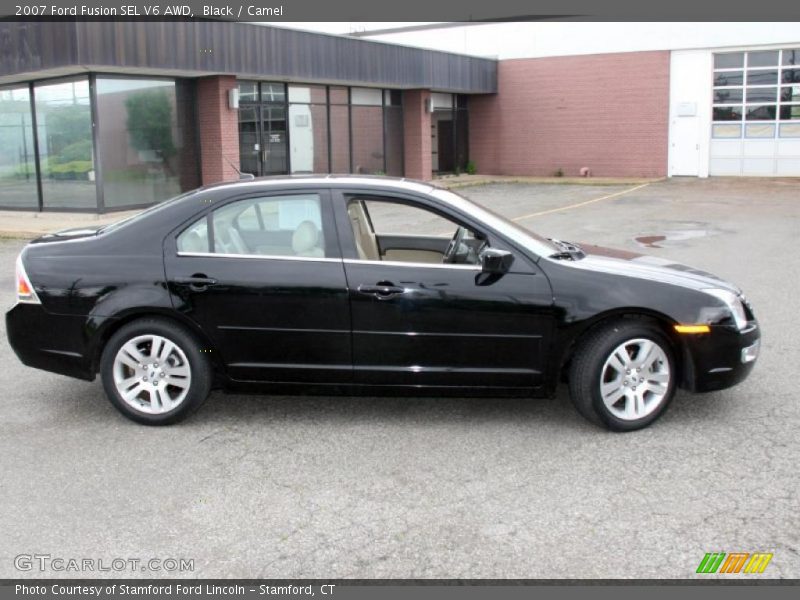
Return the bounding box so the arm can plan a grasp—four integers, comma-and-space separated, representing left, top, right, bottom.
112, 334, 192, 414
599, 337, 671, 421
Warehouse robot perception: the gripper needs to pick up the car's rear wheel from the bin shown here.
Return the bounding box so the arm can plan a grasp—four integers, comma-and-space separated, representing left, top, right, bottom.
100, 318, 211, 425
569, 320, 676, 431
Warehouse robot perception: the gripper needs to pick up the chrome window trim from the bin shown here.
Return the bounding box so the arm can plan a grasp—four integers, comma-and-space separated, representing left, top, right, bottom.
343, 258, 481, 271
176, 251, 482, 270
176, 251, 342, 264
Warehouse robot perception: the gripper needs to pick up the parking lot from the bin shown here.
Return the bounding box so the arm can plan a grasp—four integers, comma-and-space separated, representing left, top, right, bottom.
1, 177, 798, 579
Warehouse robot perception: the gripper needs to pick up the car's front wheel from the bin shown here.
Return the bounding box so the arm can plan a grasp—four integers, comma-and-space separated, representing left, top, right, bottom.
100, 318, 212, 425
569, 320, 677, 431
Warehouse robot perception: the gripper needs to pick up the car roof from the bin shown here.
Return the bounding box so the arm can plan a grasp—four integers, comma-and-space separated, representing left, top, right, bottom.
196, 174, 438, 196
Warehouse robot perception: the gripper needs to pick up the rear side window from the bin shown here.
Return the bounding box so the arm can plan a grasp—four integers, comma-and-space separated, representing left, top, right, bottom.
177, 194, 327, 258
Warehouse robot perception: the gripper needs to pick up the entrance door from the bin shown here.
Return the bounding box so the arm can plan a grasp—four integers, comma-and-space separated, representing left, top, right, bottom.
670, 114, 700, 176
437, 120, 455, 173
238, 104, 288, 176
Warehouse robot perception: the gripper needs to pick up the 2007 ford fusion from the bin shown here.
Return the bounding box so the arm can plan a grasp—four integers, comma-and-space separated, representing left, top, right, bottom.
6, 176, 760, 430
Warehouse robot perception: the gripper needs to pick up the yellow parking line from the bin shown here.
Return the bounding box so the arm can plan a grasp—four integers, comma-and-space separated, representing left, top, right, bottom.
511, 183, 651, 222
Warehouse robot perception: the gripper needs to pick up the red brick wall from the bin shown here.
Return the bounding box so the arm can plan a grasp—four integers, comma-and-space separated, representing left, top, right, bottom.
352, 106, 384, 175
403, 89, 432, 181
196, 75, 240, 185
330, 104, 350, 173
469, 51, 670, 178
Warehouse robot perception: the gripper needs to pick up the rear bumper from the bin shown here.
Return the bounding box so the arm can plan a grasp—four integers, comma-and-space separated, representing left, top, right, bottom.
683, 322, 760, 393
6, 303, 95, 381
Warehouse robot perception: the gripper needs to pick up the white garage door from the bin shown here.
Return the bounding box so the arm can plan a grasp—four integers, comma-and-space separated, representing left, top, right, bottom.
710, 48, 800, 176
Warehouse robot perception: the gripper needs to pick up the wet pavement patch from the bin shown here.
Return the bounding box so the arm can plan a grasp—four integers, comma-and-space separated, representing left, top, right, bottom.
634, 222, 725, 248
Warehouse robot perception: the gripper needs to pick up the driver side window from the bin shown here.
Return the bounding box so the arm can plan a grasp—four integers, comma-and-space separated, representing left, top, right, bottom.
346, 197, 486, 265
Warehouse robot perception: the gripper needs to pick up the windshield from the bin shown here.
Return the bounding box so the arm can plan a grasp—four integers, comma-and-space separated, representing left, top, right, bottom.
99, 189, 201, 234
430, 188, 558, 257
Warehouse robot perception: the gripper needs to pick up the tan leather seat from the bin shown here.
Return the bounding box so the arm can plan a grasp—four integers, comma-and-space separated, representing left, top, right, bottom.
347, 201, 380, 261
292, 220, 325, 257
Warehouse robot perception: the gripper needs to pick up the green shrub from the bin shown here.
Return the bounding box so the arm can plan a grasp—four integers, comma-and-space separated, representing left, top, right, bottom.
55, 139, 93, 163
465, 161, 477, 175
47, 160, 93, 179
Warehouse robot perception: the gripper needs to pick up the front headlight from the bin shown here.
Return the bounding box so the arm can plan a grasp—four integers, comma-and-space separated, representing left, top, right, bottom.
703, 288, 748, 331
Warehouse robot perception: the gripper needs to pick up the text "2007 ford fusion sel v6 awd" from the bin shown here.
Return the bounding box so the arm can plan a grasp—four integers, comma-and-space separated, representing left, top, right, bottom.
6, 176, 759, 430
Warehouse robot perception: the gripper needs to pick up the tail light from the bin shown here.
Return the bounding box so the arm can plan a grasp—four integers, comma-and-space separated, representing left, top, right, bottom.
15, 253, 40, 304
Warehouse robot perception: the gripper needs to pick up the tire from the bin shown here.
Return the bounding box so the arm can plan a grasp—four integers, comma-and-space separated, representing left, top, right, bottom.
100, 318, 212, 425
568, 319, 677, 432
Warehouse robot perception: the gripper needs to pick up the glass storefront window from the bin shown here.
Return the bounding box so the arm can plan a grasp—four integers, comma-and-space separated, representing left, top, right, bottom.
261, 83, 286, 103
351, 88, 382, 106
96, 77, 198, 209
237, 81, 259, 102
34, 77, 96, 209
288, 85, 326, 104
0, 86, 38, 208
384, 90, 401, 106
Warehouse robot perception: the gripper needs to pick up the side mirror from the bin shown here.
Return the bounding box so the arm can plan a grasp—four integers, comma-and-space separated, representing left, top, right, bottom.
480, 248, 514, 274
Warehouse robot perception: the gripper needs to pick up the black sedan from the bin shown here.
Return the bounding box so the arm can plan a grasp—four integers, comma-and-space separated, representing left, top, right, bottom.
6, 176, 760, 430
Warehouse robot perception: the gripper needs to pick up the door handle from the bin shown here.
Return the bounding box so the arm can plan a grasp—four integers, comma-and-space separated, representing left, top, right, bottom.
358, 283, 405, 299
173, 275, 218, 291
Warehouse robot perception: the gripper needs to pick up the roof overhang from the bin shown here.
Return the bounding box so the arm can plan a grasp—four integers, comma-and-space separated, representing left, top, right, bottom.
0, 20, 498, 93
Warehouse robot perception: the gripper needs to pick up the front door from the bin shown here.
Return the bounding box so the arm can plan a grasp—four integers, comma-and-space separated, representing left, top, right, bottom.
238, 104, 288, 176
334, 192, 554, 390
437, 120, 455, 173
670, 114, 700, 176
165, 189, 351, 384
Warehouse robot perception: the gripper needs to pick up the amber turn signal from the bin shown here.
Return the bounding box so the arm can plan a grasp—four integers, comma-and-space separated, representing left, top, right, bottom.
674, 324, 710, 334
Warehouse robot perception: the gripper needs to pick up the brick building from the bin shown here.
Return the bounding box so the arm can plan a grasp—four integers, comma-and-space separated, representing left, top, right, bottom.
0, 21, 798, 212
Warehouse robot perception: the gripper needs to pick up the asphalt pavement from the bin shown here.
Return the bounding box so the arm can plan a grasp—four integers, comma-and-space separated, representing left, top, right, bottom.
0, 177, 797, 579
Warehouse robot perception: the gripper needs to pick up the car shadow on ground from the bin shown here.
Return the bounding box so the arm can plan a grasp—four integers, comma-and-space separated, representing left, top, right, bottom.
55, 378, 731, 433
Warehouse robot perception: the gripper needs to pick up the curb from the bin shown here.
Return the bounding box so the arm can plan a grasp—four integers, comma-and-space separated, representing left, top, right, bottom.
433, 176, 666, 189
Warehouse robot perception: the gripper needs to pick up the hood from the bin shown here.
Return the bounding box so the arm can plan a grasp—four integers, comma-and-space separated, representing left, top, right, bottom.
29, 226, 102, 245
561, 243, 740, 294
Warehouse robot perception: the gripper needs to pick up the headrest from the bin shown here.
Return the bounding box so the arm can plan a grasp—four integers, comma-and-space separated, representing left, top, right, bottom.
292, 220, 320, 254
182, 231, 206, 253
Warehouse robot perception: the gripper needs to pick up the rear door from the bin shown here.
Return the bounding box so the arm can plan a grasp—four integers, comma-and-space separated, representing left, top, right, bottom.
333, 190, 554, 390
164, 189, 352, 384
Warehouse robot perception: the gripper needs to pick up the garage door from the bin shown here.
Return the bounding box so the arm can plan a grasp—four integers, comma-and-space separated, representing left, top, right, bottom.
710, 48, 800, 176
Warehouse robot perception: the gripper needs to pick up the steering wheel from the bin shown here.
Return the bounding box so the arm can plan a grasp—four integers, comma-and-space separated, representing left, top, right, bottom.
442, 226, 468, 264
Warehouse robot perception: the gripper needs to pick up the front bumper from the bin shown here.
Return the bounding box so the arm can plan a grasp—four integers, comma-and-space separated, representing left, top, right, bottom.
682, 322, 760, 393
6, 303, 95, 381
